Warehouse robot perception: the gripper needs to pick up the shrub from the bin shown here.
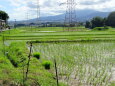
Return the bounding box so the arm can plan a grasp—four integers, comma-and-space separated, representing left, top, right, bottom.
42, 61, 52, 70
33, 52, 40, 59
104, 26, 109, 30
93, 27, 109, 31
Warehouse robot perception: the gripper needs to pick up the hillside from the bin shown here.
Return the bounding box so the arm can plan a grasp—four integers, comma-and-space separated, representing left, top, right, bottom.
9, 9, 111, 24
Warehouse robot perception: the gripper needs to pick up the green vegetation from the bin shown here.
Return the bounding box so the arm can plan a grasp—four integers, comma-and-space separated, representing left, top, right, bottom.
33, 42, 115, 86
0, 41, 59, 86
42, 61, 52, 70
6, 42, 28, 67
0, 10, 9, 22
107, 11, 115, 27
85, 11, 115, 29
93, 26, 109, 31
33, 52, 40, 59
91, 17, 104, 28
2, 27, 115, 42
0, 27, 115, 86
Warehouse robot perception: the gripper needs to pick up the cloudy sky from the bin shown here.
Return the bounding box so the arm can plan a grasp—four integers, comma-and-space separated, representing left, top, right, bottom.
0, 0, 115, 20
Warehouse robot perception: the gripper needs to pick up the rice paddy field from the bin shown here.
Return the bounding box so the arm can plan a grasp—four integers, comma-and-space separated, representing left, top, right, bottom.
0, 27, 115, 86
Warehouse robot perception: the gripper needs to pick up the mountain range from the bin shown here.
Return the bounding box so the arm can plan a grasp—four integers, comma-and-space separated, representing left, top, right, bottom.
9, 9, 111, 24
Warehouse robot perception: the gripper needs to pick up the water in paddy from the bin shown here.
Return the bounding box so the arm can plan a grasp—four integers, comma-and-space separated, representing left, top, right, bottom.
32, 42, 115, 86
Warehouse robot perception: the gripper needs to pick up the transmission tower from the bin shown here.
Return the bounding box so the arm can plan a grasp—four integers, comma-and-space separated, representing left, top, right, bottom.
64, 0, 77, 31
36, 0, 40, 27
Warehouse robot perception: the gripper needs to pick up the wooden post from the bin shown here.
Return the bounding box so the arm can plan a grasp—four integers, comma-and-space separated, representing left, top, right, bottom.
54, 59, 59, 86
25, 42, 32, 80
2, 35, 5, 56
21, 58, 26, 85
23, 62, 25, 85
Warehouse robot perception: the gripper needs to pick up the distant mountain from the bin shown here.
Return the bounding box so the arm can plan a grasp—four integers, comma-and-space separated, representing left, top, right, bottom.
78, 11, 110, 21
9, 9, 111, 24
31, 9, 102, 22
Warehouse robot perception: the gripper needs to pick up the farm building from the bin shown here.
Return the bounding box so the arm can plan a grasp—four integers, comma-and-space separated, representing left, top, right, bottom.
0, 19, 6, 25
0, 19, 6, 29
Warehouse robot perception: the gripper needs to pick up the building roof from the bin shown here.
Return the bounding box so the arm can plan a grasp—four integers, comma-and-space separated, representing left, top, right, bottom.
0, 19, 5, 22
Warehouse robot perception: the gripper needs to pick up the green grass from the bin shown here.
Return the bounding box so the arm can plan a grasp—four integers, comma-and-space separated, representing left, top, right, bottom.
6, 42, 28, 67
0, 27, 115, 86
0, 42, 22, 85
3, 27, 115, 42
0, 41, 62, 86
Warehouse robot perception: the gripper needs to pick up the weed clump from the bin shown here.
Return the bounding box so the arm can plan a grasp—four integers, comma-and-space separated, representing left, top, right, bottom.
33, 52, 40, 59
42, 61, 52, 70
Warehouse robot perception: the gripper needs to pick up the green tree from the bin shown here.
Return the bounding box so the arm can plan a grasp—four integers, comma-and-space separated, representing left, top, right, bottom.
85, 21, 92, 29
107, 11, 115, 27
91, 16, 104, 28
103, 17, 107, 26
0, 10, 9, 22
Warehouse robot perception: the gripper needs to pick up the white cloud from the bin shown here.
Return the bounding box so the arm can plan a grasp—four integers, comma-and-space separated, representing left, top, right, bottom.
79, 0, 109, 5
0, 5, 3, 8
6, 0, 115, 20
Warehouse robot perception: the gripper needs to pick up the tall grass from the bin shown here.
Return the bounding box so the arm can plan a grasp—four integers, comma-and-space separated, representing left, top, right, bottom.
6, 42, 28, 67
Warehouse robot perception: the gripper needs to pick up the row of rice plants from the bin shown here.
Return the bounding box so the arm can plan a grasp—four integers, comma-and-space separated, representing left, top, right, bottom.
32, 42, 115, 86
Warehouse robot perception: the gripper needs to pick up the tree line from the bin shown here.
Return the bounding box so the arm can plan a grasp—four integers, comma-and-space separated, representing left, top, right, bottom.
0, 10, 9, 22
85, 11, 115, 29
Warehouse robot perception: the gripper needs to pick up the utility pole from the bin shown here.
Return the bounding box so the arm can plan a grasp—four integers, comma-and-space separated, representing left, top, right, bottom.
14, 19, 17, 28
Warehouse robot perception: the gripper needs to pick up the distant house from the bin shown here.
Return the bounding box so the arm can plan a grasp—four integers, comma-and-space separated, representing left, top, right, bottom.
0, 19, 6, 25
0, 19, 6, 29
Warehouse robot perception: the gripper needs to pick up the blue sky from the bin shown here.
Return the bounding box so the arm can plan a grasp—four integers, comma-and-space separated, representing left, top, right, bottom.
0, 0, 115, 21
0, 0, 13, 12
